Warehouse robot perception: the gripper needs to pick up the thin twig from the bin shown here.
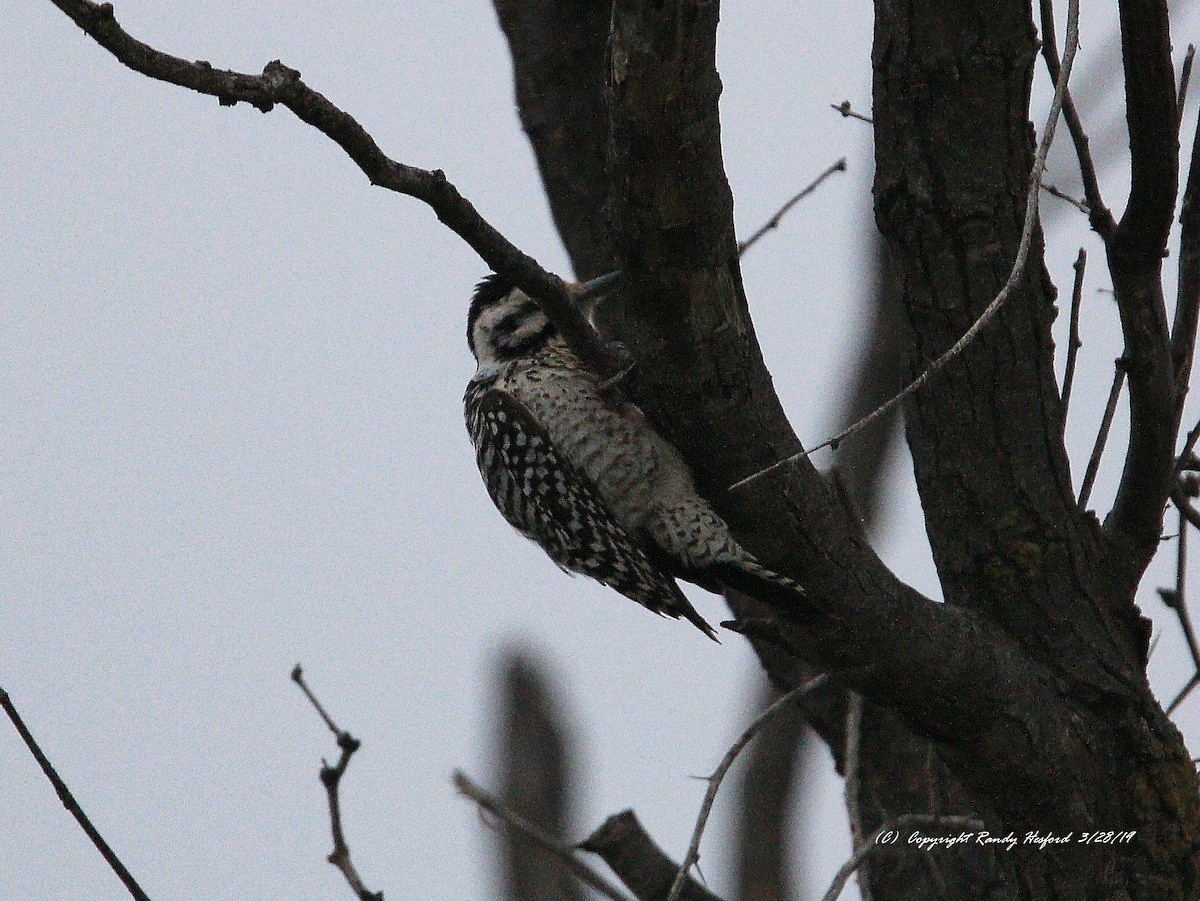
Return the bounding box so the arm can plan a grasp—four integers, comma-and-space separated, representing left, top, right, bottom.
1078, 361, 1127, 510
454, 771, 633, 901
831, 101, 873, 124
1172, 428, 1200, 528
1060, 248, 1087, 425
0, 688, 150, 901
820, 814, 985, 901
1179, 419, 1200, 471
1037, 0, 1115, 235
667, 673, 830, 901
292, 666, 382, 901
1175, 73, 1200, 420
1169, 674, 1200, 714
45, 0, 618, 379
729, 0, 1082, 492
1040, 182, 1089, 214
1172, 488, 1200, 531
1166, 500, 1200, 714
1179, 45, 1196, 132
738, 158, 848, 257
843, 692, 871, 901
292, 663, 339, 734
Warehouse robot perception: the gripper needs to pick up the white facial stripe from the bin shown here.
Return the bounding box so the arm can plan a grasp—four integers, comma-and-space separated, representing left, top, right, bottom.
471, 292, 552, 364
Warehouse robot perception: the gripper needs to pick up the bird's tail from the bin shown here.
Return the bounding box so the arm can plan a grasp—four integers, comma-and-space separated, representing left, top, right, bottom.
712, 556, 815, 619
663, 586, 719, 641
639, 581, 718, 641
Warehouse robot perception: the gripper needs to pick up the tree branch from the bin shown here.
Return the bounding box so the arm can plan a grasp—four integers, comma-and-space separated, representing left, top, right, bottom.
1037, 0, 1116, 235
46, 0, 620, 378
737, 158, 848, 257
496, 650, 580, 901
1060, 248, 1087, 426
1174, 86, 1200, 427
1103, 0, 1180, 560
1164, 496, 1200, 713
667, 675, 829, 901
292, 666, 382, 901
733, 0, 1081, 478
581, 811, 724, 901
0, 687, 150, 901
456, 771, 633, 901
598, 10, 1119, 844
1079, 361, 1128, 510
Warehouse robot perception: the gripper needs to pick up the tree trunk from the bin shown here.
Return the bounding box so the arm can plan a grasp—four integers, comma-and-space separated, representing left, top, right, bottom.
496, 0, 1200, 896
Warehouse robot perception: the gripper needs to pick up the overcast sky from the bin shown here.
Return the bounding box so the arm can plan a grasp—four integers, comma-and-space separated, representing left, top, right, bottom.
4, 2, 1199, 899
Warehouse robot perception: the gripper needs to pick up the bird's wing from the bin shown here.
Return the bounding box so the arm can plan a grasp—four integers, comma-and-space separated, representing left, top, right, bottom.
472, 388, 714, 638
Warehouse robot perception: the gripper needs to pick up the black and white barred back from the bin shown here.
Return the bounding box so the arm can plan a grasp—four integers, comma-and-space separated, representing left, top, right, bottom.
463, 274, 804, 638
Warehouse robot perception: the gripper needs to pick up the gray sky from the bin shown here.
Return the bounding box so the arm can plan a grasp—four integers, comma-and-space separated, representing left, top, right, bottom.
4, 2, 1198, 899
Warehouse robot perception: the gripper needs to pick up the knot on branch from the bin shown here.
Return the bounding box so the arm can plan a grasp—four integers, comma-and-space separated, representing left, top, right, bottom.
262, 59, 301, 84
256, 60, 301, 113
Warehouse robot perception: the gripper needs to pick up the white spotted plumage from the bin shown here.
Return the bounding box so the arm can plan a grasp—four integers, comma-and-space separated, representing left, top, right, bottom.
464, 274, 804, 638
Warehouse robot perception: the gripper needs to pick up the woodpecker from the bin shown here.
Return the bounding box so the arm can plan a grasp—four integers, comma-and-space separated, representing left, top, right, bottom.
463, 274, 804, 639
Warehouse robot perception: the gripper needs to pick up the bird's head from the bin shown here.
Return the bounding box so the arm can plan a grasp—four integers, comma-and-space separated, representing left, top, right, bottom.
467, 274, 555, 367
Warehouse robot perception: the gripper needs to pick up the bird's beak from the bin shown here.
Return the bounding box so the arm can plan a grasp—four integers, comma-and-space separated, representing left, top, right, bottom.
575, 270, 624, 304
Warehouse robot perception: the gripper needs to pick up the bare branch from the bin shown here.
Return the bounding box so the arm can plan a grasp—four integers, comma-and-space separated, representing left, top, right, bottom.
0, 687, 150, 901
1170, 431, 1200, 528
1180, 419, 1200, 471
1078, 361, 1128, 510
1037, 0, 1115, 234
1174, 84, 1200, 425
1165, 496, 1200, 714
496, 651, 580, 901
292, 666, 381, 901
1169, 674, 1200, 714
738, 158, 848, 257
819, 815, 986, 901
1102, 0, 1180, 555
667, 674, 830, 901
1040, 182, 1090, 215
581, 811, 724, 901
45, 0, 620, 378
830, 101, 873, 124
842, 692, 871, 901
455, 771, 632, 901
1114, 0, 1178, 256
733, 679, 810, 901
1177, 44, 1196, 132
730, 0, 1081, 489
291, 663, 339, 735
1060, 248, 1087, 426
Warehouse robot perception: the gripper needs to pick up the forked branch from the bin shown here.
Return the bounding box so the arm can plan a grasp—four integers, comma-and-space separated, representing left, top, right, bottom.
292, 666, 382, 901
730, 0, 1082, 487
1037, 0, 1115, 235
1102, 0, 1180, 556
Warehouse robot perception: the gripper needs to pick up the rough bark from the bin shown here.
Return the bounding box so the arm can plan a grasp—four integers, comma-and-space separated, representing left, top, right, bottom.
496, 0, 1200, 897
493, 3, 1009, 897
873, 1, 1198, 896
